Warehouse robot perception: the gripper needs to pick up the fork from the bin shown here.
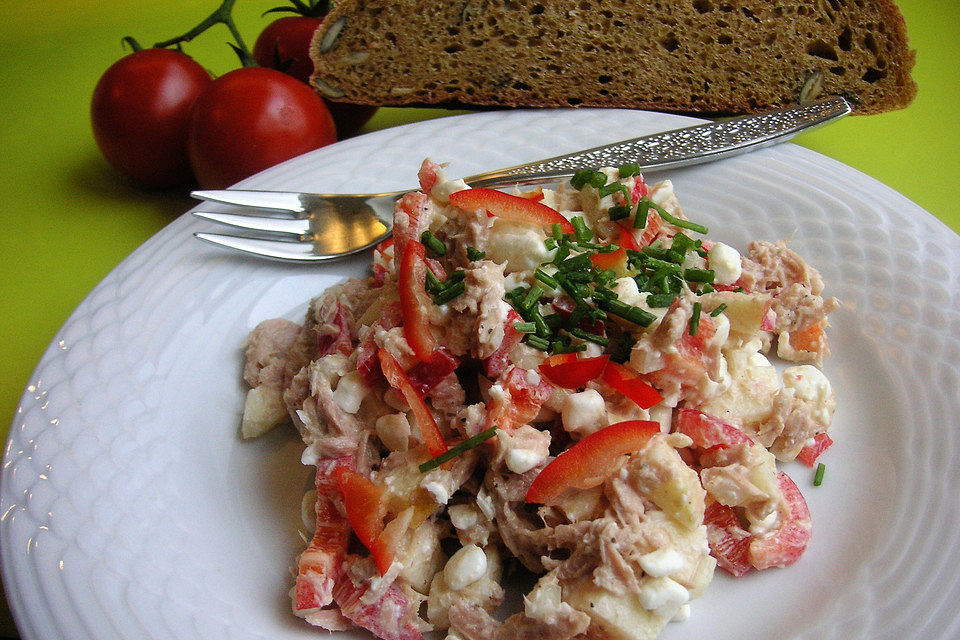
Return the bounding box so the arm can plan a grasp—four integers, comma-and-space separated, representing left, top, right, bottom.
192, 96, 850, 262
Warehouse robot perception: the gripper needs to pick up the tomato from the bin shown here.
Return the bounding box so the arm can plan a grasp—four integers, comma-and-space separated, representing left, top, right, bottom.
91, 48, 212, 188
186, 66, 336, 189
674, 408, 754, 449
253, 14, 377, 137
485, 366, 554, 433
526, 420, 660, 504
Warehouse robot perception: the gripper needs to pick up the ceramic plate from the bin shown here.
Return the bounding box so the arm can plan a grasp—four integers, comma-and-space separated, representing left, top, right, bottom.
3, 109, 960, 640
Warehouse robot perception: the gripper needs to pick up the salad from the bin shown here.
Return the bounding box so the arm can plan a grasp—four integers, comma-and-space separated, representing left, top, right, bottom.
240, 159, 839, 640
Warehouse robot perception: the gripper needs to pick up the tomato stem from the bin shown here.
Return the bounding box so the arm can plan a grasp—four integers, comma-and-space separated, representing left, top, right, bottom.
153, 0, 255, 66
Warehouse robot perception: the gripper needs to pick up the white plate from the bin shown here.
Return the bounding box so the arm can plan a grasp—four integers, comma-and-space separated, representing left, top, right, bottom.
3, 109, 960, 640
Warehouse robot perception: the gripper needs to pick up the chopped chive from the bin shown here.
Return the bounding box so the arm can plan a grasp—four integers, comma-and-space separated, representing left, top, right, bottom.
646, 293, 677, 308
595, 297, 655, 327
700, 283, 715, 293
570, 169, 594, 190
643, 257, 683, 275
551, 223, 564, 241
552, 341, 587, 354
684, 268, 715, 283
618, 163, 641, 178
521, 286, 543, 310
466, 246, 486, 261
514, 321, 537, 334
420, 230, 447, 257
534, 268, 559, 289
525, 335, 551, 351
571, 216, 592, 244
609, 205, 631, 221
552, 243, 570, 265
709, 303, 727, 317
568, 327, 610, 347
544, 237, 557, 251
813, 462, 826, 486
599, 182, 631, 204
587, 171, 608, 188
565, 271, 593, 284
689, 302, 702, 336
558, 253, 593, 273
418, 427, 498, 473
424, 269, 441, 293
634, 198, 650, 229
611, 332, 638, 364
433, 280, 466, 305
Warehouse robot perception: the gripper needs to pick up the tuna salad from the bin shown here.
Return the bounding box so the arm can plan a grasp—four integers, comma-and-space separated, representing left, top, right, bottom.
241, 160, 840, 640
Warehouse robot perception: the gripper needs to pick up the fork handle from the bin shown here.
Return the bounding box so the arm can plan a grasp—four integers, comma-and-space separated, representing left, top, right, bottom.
466, 96, 850, 187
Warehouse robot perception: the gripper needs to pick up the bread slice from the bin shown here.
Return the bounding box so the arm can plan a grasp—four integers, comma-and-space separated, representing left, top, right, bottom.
308, 0, 915, 115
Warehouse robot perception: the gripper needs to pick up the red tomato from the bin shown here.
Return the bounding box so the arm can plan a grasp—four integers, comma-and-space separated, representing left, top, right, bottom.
253, 14, 377, 137
91, 48, 212, 188
186, 67, 336, 189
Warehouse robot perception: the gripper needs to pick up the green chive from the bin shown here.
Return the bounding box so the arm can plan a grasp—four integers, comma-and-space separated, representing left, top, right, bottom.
544, 237, 557, 251
587, 170, 608, 188
418, 427, 498, 473
595, 297, 656, 327
634, 199, 650, 229
525, 335, 551, 351
814, 462, 826, 486
466, 246, 486, 261
689, 302, 702, 336
618, 163, 641, 178
568, 327, 610, 347
420, 230, 446, 257
570, 169, 593, 189
521, 286, 543, 310
609, 205, 631, 221
599, 182, 631, 204
534, 268, 559, 289
558, 253, 593, 273
709, 303, 727, 317
424, 269, 441, 293
646, 293, 677, 308
433, 280, 465, 305
611, 332, 637, 364
684, 268, 715, 283
514, 321, 537, 334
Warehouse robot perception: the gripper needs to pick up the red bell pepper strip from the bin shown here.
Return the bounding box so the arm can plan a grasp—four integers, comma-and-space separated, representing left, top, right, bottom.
590, 227, 637, 271
704, 499, 754, 577
748, 472, 812, 570
525, 419, 660, 504
796, 432, 833, 467
449, 188, 575, 234
674, 408, 754, 449
600, 361, 663, 409
539, 354, 610, 389
482, 309, 524, 378
397, 239, 437, 363
377, 348, 447, 457
334, 466, 396, 575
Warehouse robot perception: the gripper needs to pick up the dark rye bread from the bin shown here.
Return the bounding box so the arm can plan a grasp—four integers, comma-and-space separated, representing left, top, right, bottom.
308, 0, 915, 115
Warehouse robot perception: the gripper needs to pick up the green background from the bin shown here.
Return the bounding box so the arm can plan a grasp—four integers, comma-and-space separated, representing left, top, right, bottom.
0, 0, 957, 634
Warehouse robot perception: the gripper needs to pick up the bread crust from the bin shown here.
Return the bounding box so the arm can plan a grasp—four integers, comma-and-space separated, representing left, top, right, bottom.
309, 0, 916, 115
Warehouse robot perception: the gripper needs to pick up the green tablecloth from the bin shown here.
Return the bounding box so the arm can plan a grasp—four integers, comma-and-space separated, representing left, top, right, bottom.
1, 0, 957, 634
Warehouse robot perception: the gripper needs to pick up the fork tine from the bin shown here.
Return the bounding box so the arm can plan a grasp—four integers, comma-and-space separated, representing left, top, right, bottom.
191, 189, 308, 213
192, 211, 311, 236
193, 232, 336, 262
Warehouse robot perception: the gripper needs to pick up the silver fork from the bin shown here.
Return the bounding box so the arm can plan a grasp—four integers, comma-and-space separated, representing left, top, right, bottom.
192, 97, 850, 262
